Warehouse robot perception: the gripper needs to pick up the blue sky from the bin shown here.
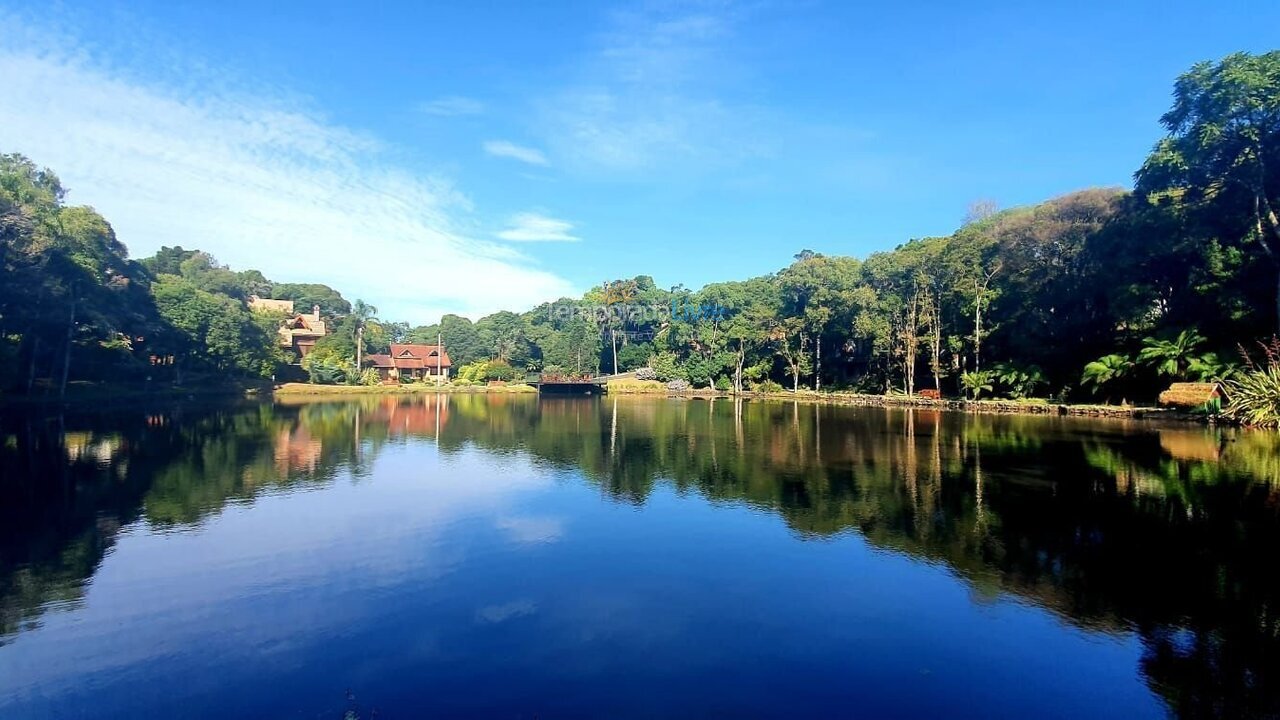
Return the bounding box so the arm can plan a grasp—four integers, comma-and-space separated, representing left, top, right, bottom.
1, 1, 1277, 322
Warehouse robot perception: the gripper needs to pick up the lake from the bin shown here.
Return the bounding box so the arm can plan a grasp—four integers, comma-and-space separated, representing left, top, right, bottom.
1, 395, 1278, 718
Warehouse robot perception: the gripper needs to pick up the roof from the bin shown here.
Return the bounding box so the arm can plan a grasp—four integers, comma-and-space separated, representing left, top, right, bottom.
366, 354, 393, 368
248, 296, 295, 314
1158, 382, 1225, 408
389, 343, 452, 367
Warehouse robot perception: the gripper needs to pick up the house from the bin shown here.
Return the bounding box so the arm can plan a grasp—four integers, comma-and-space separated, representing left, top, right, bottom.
248, 296, 329, 360
366, 343, 452, 382
1158, 382, 1227, 411
278, 306, 327, 359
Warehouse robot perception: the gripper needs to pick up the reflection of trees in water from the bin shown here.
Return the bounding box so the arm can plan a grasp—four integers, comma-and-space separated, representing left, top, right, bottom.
2, 396, 1279, 717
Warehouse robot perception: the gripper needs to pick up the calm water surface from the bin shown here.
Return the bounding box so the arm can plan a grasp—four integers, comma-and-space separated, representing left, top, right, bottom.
2, 395, 1279, 719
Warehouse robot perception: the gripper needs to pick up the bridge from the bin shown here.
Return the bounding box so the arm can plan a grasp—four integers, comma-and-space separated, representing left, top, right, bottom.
527, 371, 627, 395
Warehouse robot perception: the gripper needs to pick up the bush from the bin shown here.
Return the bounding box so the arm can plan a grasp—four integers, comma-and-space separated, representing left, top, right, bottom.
753, 379, 784, 394
484, 360, 518, 381
666, 379, 690, 392
635, 367, 657, 381
650, 352, 685, 382
306, 357, 348, 385
1225, 342, 1280, 427
359, 368, 381, 386
714, 376, 731, 392
960, 370, 995, 399
457, 361, 489, 383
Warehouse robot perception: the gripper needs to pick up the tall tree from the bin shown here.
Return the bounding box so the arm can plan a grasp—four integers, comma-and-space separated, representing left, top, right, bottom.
1136, 51, 1280, 334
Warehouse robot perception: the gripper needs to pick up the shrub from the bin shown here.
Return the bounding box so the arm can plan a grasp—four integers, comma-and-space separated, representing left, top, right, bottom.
960, 370, 995, 399
635, 366, 657, 381
650, 352, 685, 382
666, 379, 690, 392
714, 376, 731, 392
754, 379, 784, 394
457, 361, 489, 383
307, 358, 348, 385
359, 368, 381, 386
1225, 340, 1280, 427
991, 362, 1047, 399
484, 360, 518, 382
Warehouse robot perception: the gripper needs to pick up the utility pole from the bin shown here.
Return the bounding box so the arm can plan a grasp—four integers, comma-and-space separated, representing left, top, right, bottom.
436, 332, 443, 387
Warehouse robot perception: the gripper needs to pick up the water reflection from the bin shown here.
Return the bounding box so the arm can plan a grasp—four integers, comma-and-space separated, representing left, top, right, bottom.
1, 395, 1278, 717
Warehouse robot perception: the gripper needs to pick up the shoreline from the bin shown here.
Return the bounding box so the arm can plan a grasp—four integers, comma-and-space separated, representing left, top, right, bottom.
0, 380, 1219, 426
272, 381, 1218, 425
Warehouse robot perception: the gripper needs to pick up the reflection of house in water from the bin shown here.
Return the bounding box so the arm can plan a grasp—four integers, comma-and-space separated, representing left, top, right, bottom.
248, 296, 328, 360
378, 396, 450, 436
274, 426, 323, 474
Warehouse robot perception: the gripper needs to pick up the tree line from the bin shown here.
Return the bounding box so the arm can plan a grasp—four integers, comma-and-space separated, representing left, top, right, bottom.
2, 51, 1278, 407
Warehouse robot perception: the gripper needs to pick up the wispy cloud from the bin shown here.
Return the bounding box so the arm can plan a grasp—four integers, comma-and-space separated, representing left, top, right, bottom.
483, 140, 549, 166
0, 21, 577, 322
418, 95, 485, 116
536, 3, 767, 178
497, 212, 580, 242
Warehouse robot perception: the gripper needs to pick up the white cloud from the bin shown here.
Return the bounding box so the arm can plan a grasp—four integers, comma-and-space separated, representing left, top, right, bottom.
496, 212, 581, 243
418, 95, 485, 116
482, 140, 549, 166
536, 4, 767, 178
0, 25, 577, 323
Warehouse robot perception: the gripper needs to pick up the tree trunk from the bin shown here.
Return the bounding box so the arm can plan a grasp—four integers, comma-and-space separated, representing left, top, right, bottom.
974, 300, 982, 374
59, 296, 76, 400
611, 328, 618, 374
355, 326, 363, 376
814, 340, 821, 392
733, 341, 745, 394
26, 335, 39, 396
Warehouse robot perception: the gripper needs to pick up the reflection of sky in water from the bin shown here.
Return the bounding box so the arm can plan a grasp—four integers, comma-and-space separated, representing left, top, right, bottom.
0, 409, 1179, 719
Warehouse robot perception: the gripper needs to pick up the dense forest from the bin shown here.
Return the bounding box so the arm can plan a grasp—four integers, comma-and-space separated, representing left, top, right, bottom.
2, 52, 1278, 412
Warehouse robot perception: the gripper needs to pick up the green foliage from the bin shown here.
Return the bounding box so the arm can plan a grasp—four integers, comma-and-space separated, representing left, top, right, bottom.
1225, 340, 1280, 427
754, 379, 784, 393
714, 376, 732, 392
1081, 354, 1135, 401
305, 356, 348, 385
1138, 330, 1208, 380
991, 362, 1047, 399
1225, 365, 1280, 427
483, 360, 518, 382
960, 370, 995, 399
456, 361, 489, 383
649, 351, 685, 383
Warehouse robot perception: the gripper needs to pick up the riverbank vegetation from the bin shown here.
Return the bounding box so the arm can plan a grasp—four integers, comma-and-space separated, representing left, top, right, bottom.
3, 52, 1279, 422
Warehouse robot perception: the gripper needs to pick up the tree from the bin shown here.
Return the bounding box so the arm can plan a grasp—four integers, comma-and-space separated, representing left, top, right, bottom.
1136, 51, 1280, 334
1081, 354, 1134, 403
1137, 329, 1207, 380
349, 299, 379, 374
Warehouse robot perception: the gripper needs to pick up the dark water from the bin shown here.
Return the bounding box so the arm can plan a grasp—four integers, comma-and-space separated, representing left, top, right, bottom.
2, 396, 1279, 719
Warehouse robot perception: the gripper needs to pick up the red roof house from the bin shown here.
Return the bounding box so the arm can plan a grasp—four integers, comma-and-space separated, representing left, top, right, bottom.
366, 344, 452, 382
